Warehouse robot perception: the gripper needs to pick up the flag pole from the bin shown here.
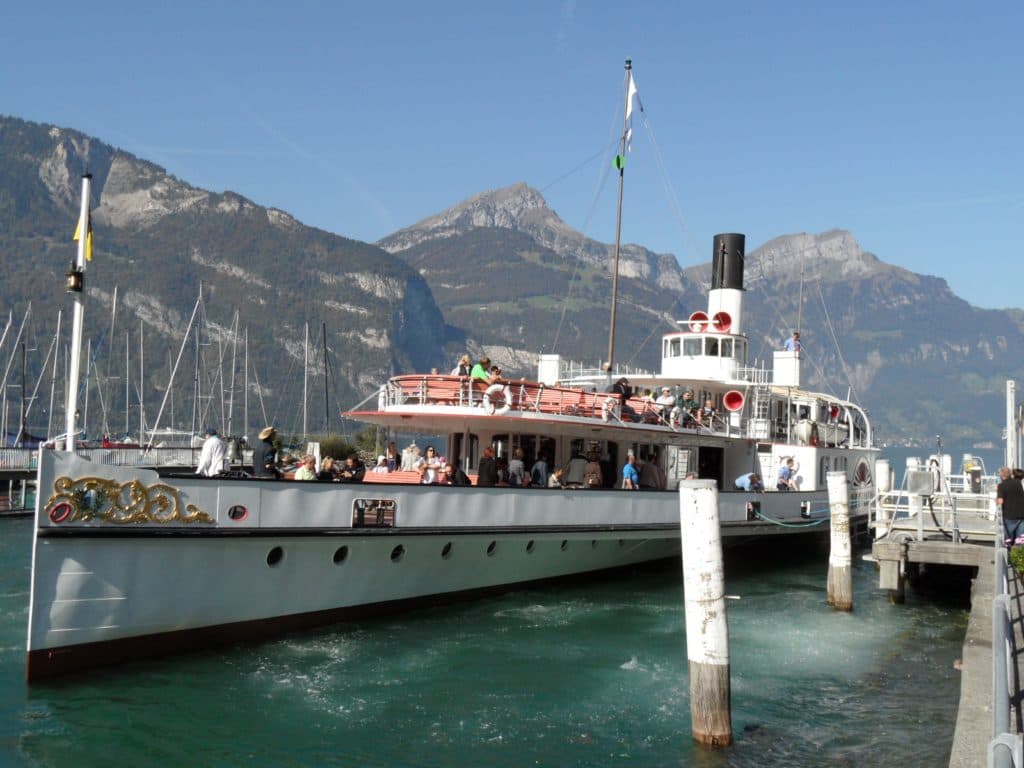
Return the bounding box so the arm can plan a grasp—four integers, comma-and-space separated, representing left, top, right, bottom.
64, 173, 91, 451
605, 58, 632, 382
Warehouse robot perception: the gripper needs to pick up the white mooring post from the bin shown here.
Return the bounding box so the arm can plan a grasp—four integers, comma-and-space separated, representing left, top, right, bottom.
826, 471, 853, 611
679, 479, 732, 747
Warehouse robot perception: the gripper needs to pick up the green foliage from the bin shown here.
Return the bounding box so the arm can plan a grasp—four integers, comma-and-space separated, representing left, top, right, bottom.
317, 434, 358, 460
1010, 546, 1024, 575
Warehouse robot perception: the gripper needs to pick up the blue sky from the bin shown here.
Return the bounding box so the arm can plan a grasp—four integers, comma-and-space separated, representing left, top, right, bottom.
3, 1, 1022, 309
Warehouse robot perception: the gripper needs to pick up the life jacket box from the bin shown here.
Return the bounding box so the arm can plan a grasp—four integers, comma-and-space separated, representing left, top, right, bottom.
906, 469, 934, 497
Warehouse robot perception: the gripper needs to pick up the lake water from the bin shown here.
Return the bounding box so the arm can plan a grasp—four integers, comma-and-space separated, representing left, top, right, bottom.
0, 515, 966, 767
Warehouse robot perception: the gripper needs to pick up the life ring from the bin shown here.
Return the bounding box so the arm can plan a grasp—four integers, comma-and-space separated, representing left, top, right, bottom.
483, 383, 511, 415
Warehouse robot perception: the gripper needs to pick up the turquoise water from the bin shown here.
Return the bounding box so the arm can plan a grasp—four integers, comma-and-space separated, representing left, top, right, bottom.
0, 517, 965, 766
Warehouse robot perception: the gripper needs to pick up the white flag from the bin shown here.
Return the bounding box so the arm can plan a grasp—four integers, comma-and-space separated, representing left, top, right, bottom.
625, 72, 638, 122
625, 72, 640, 151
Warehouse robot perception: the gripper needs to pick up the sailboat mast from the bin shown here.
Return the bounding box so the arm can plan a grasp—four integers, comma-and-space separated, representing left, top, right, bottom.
138, 320, 145, 443
322, 322, 329, 434
605, 58, 632, 379
17, 342, 26, 447
124, 331, 130, 436
303, 322, 309, 439
243, 328, 249, 440
64, 173, 91, 451
47, 310, 62, 440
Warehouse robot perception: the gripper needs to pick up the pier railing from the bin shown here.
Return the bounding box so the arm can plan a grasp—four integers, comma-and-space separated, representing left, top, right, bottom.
871, 469, 999, 543
990, 530, 1023, 767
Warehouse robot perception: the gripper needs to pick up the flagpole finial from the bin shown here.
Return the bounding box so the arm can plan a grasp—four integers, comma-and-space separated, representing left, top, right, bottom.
625, 58, 632, 70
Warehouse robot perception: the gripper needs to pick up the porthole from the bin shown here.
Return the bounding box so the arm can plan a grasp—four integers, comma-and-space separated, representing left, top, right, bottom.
333, 545, 349, 564
266, 546, 284, 567
390, 545, 405, 563
486, 541, 497, 557
526, 540, 536, 554
442, 542, 453, 559
560, 540, 568, 552
227, 504, 248, 521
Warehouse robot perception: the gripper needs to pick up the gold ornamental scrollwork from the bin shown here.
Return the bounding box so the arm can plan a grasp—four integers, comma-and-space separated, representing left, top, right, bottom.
45, 476, 214, 525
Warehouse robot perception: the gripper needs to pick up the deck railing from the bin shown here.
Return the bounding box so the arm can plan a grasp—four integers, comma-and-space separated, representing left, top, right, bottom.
380, 374, 734, 436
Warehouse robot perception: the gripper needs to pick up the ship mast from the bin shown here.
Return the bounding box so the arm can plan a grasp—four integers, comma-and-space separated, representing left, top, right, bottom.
605, 58, 633, 380
64, 174, 91, 451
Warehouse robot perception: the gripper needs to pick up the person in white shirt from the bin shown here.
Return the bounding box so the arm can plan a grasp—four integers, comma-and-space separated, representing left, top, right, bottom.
195, 427, 226, 477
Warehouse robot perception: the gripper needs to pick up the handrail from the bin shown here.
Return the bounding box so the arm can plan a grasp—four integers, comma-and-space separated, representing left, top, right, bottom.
989, 528, 1023, 767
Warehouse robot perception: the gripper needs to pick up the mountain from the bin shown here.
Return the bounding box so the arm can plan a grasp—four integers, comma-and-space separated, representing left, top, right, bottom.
2, 114, 1021, 446
0, 116, 451, 439
382, 186, 1024, 446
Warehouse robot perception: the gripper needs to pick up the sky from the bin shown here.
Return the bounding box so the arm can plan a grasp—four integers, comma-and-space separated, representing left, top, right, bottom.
3, 1, 1022, 309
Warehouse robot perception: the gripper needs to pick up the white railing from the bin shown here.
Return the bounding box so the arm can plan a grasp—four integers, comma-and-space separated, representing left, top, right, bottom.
0, 447, 254, 471
872, 472, 999, 542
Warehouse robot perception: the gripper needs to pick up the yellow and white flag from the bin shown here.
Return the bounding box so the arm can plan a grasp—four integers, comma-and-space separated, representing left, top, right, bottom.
72, 210, 94, 261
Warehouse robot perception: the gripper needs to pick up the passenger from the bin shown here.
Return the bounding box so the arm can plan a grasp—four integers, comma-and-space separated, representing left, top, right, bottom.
584, 453, 603, 489
548, 467, 567, 489
606, 378, 638, 422
401, 442, 420, 471
698, 398, 717, 427
386, 442, 398, 472
637, 455, 661, 490
734, 472, 764, 492
655, 387, 676, 418
507, 448, 526, 486
477, 446, 498, 487
784, 331, 801, 353
252, 426, 279, 478
195, 426, 226, 477
997, 467, 1024, 547
470, 356, 492, 381
677, 390, 699, 426
441, 462, 471, 486
776, 458, 797, 491
621, 454, 639, 490
530, 454, 549, 488
337, 454, 366, 483
564, 451, 589, 488
372, 455, 390, 474
318, 457, 338, 481
294, 454, 317, 481
451, 354, 472, 376
416, 445, 443, 484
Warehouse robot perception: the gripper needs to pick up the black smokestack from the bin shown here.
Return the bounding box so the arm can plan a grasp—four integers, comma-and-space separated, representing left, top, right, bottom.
711, 233, 745, 291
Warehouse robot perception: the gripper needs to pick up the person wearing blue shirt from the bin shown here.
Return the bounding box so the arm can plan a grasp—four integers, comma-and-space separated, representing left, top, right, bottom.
783, 331, 801, 352
734, 472, 764, 492
622, 454, 639, 490
776, 458, 797, 491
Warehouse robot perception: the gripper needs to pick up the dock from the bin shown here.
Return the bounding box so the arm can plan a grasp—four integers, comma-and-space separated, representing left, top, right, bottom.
870, 457, 1023, 766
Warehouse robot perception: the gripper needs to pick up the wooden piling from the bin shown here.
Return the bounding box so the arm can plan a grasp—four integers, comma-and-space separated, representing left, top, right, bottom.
679, 479, 732, 747
826, 471, 853, 611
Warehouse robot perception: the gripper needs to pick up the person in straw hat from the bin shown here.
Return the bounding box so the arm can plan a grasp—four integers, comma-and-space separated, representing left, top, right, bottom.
253, 426, 279, 478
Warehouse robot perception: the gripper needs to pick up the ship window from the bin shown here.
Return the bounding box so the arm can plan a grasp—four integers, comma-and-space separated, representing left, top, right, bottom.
683, 338, 702, 356
820, 457, 831, 478
668, 338, 681, 357
720, 339, 733, 358
705, 338, 719, 356
734, 339, 747, 361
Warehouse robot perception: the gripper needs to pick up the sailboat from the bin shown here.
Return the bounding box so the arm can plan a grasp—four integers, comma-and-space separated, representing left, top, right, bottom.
24, 63, 879, 681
